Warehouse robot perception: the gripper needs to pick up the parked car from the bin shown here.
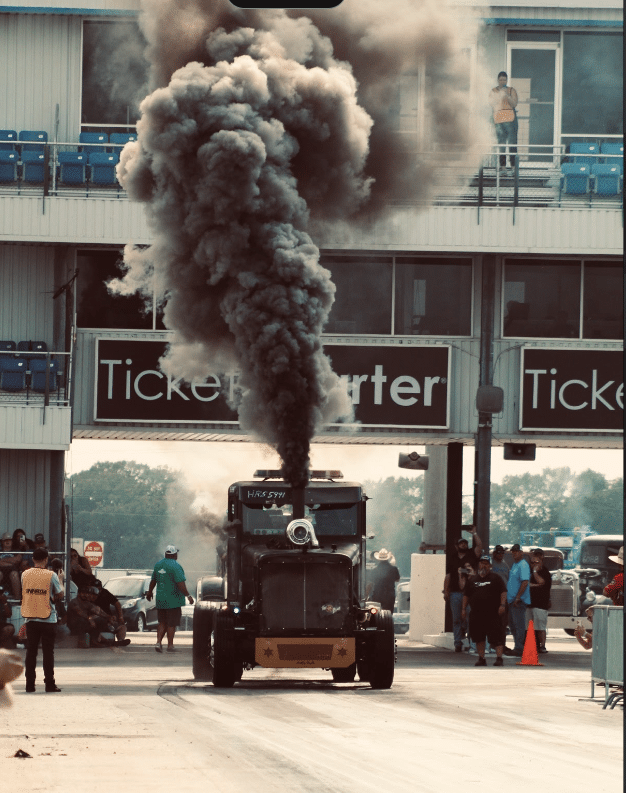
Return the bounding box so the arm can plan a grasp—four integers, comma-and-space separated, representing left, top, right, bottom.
104, 575, 158, 632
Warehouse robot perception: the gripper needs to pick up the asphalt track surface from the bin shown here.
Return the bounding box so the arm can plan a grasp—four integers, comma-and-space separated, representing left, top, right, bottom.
0, 632, 622, 793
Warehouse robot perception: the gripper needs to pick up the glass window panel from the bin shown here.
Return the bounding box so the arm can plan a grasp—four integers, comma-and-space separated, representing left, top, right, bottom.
82, 21, 148, 127
394, 258, 472, 336
503, 260, 580, 338
583, 262, 622, 340
76, 250, 163, 329
562, 33, 623, 135
321, 256, 393, 335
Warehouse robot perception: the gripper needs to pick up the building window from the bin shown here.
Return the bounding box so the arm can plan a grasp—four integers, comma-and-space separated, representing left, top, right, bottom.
394, 258, 472, 336
561, 33, 623, 136
76, 250, 164, 330
321, 256, 393, 334
82, 21, 148, 129
503, 260, 580, 338
583, 261, 622, 340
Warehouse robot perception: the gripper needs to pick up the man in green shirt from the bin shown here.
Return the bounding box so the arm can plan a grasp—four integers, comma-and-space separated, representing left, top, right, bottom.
146, 545, 194, 653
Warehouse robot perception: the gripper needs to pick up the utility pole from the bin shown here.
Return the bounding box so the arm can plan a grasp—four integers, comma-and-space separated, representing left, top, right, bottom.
474, 254, 500, 551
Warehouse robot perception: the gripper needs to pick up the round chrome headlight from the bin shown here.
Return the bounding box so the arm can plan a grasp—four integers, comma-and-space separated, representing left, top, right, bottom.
286, 519, 314, 546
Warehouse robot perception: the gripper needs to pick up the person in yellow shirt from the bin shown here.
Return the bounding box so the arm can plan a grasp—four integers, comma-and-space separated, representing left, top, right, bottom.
21, 548, 63, 693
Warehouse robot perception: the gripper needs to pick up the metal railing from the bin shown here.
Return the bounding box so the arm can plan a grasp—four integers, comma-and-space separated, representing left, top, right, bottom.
590, 605, 624, 709
0, 140, 622, 211
0, 350, 71, 408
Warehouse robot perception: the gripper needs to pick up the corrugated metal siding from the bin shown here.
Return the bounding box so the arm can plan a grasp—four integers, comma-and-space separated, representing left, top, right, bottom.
0, 447, 52, 535
486, 6, 622, 23
0, 197, 153, 245
0, 405, 71, 449
0, 244, 56, 342
0, 14, 82, 142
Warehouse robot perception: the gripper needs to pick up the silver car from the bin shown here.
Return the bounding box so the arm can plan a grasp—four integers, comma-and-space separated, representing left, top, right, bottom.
104, 575, 158, 632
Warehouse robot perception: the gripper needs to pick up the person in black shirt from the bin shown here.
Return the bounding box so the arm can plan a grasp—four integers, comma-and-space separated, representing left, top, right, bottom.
365, 549, 400, 611
528, 548, 551, 654
462, 556, 507, 666
92, 582, 130, 647
443, 527, 483, 652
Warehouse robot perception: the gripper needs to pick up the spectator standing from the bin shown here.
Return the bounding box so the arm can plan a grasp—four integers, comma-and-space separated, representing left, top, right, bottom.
528, 548, 552, 654
0, 532, 22, 599
146, 545, 194, 653
603, 546, 624, 606
506, 543, 531, 656
20, 547, 63, 692
462, 556, 507, 666
365, 548, 400, 611
443, 527, 483, 652
489, 71, 518, 172
490, 544, 513, 655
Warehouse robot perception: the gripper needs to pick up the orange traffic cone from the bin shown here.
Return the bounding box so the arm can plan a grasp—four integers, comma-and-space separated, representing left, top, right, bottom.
516, 619, 543, 666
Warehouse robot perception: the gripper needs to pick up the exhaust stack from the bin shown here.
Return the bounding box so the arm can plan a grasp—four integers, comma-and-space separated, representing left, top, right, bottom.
292, 487, 306, 520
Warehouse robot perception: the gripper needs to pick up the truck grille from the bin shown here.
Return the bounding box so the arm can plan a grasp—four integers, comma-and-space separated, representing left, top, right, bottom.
549, 583, 576, 616
260, 561, 351, 633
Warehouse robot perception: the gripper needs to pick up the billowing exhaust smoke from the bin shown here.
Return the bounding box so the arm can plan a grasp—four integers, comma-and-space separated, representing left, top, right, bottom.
112, 1, 480, 488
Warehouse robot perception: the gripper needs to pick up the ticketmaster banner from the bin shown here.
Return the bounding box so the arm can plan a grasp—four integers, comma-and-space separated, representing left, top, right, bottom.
520, 348, 623, 432
95, 339, 450, 429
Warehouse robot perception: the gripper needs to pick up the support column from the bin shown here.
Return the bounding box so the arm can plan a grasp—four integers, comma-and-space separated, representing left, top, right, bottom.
48, 450, 65, 552
474, 254, 496, 551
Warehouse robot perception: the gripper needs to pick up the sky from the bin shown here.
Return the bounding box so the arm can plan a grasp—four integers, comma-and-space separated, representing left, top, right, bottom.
65, 439, 623, 514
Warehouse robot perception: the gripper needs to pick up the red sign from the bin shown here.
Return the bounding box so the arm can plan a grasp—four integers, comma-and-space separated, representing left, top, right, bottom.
84, 540, 104, 567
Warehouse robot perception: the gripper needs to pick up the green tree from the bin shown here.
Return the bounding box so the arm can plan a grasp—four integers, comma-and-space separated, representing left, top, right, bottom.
489, 467, 624, 545
68, 461, 197, 569
362, 476, 424, 577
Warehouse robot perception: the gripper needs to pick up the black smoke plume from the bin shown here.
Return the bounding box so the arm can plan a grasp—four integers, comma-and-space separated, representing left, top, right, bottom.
113, 1, 478, 488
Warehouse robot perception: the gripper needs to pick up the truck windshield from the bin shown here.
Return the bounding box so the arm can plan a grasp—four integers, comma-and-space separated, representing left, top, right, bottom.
243, 503, 358, 536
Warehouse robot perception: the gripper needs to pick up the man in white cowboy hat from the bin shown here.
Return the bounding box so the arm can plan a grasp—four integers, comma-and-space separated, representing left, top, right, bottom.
365, 548, 400, 611
602, 546, 623, 606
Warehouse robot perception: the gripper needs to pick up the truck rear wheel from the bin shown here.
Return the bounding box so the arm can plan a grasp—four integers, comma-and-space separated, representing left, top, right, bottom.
369, 609, 395, 690
331, 663, 356, 683
211, 611, 242, 688
192, 602, 214, 681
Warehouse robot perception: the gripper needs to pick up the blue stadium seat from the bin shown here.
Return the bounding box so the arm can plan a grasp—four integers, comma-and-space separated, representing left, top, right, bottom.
0, 341, 16, 356
18, 341, 48, 367
58, 151, 88, 185
79, 132, 109, 153
21, 151, 47, 183
559, 163, 591, 202
0, 151, 19, 183
109, 132, 137, 147
591, 164, 622, 197
600, 141, 623, 171
0, 129, 18, 151
0, 357, 28, 391
19, 129, 48, 153
568, 142, 600, 166
89, 152, 120, 186
30, 358, 59, 392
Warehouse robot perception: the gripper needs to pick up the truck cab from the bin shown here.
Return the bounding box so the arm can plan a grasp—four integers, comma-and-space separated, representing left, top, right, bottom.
192, 470, 396, 688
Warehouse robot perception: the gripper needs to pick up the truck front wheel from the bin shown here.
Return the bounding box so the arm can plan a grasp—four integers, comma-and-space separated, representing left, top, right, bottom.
211, 611, 242, 688
369, 609, 395, 690
192, 602, 214, 681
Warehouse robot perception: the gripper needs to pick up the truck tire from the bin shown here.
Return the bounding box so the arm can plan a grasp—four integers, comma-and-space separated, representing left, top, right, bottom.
212, 611, 242, 688
192, 602, 214, 681
357, 658, 371, 683
369, 609, 395, 690
331, 663, 356, 683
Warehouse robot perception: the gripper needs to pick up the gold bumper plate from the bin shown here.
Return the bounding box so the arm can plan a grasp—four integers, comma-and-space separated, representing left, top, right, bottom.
255, 637, 355, 668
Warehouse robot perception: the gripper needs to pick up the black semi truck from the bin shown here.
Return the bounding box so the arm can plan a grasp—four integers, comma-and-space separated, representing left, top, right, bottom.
192, 470, 395, 688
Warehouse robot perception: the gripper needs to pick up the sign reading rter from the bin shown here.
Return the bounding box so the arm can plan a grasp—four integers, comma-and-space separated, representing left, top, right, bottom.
520, 348, 623, 433
95, 339, 450, 429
